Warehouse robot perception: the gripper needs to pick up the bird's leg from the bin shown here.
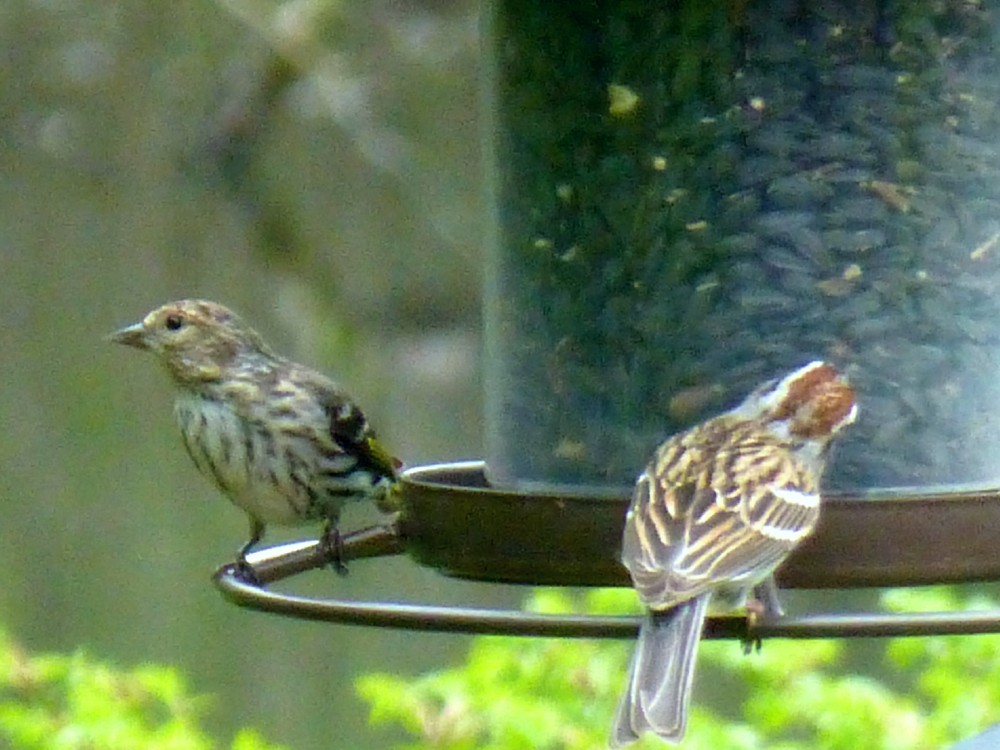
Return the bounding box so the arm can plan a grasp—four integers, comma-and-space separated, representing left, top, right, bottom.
234, 517, 265, 585
742, 576, 785, 655
320, 520, 349, 576
752, 576, 785, 618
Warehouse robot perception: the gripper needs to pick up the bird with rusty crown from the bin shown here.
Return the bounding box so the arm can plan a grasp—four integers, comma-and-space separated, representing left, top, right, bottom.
109, 299, 400, 577
611, 360, 857, 747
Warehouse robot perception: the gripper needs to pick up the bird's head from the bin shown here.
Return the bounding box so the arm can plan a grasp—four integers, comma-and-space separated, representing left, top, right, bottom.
109, 300, 272, 385
730, 360, 858, 449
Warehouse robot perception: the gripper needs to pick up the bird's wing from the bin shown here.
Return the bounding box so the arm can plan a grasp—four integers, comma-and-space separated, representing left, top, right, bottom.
623, 431, 819, 610
321, 390, 401, 482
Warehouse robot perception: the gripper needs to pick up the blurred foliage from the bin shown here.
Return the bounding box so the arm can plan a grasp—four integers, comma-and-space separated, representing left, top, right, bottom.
358, 587, 1000, 750
198, 0, 483, 329
0, 625, 285, 750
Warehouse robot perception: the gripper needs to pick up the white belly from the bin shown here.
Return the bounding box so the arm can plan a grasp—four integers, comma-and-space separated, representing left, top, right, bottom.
174, 396, 314, 526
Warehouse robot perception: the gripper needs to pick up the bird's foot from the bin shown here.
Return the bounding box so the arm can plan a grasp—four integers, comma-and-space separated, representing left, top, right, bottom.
234, 521, 265, 585
742, 599, 766, 655
320, 526, 349, 576
233, 554, 262, 586
740, 577, 786, 654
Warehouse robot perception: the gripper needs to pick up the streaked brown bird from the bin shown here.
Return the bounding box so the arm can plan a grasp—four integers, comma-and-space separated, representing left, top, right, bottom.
109, 299, 400, 573
611, 361, 857, 746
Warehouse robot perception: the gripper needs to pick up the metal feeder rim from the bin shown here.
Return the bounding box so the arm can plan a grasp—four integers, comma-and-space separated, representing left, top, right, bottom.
397, 460, 1000, 588
401, 459, 1000, 505
210, 462, 1000, 637
213, 561, 1000, 639
214, 535, 1000, 639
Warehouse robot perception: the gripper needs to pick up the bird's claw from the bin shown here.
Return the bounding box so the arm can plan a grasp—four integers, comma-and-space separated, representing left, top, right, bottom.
742, 599, 766, 655
233, 556, 262, 586
320, 527, 349, 576
235, 523, 264, 585
740, 577, 786, 653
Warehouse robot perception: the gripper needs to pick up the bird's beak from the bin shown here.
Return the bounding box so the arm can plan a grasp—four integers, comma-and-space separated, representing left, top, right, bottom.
108, 322, 149, 350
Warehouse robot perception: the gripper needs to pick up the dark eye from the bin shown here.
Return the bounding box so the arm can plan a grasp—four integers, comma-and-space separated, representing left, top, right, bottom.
165, 314, 185, 331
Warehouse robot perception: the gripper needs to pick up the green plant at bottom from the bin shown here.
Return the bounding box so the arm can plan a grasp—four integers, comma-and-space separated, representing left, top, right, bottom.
0, 626, 285, 750
358, 587, 1000, 750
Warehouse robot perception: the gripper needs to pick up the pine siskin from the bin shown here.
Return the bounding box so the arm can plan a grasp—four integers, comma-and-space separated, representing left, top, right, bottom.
610, 361, 857, 747
109, 299, 400, 573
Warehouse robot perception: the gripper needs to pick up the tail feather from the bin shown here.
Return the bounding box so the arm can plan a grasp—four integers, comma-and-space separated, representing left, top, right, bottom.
610, 595, 710, 747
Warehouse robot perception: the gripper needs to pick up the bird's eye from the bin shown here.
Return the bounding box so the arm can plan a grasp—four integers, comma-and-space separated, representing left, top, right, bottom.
165, 314, 185, 331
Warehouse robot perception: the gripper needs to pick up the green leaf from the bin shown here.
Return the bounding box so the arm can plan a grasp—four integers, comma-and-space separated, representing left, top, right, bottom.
357, 586, 1000, 750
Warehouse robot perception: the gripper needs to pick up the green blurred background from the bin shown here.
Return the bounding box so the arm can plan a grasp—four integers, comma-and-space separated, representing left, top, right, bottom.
0, 1, 499, 747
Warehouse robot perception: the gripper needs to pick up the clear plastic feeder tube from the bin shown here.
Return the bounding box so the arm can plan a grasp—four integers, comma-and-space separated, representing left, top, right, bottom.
484, 0, 1000, 495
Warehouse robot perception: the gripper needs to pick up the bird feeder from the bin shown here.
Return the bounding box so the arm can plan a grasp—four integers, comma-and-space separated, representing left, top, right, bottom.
217, 0, 1000, 639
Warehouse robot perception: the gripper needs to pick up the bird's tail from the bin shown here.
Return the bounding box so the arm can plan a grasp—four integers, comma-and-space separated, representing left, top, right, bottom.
609, 595, 710, 747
